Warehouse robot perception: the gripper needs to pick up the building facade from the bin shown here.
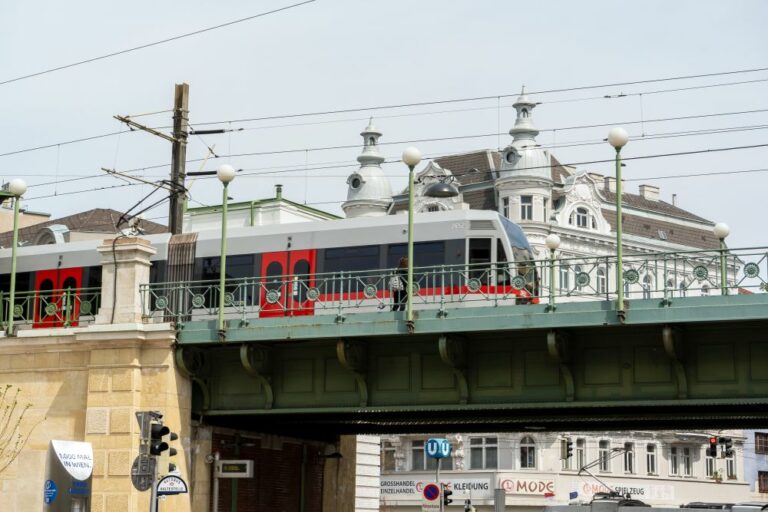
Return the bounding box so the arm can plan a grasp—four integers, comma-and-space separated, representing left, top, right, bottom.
380, 432, 748, 511
338, 90, 751, 510
743, 430, 768, 498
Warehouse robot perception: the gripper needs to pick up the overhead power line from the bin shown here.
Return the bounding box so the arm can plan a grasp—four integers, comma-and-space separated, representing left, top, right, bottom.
191, 67, 768, 126
24, 142, 768, 201
2, 78, 767, 159
0, 1, 316, 87
20, 118, 768, 189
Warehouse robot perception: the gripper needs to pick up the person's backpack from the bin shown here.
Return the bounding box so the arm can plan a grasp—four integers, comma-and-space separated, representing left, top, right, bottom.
389, 274, 403, 291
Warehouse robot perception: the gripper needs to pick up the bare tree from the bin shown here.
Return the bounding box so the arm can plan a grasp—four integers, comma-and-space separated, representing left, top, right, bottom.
0, 385, 35, 474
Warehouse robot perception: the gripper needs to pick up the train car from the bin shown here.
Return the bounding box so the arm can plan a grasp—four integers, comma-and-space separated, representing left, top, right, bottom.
0, 209, 538, 327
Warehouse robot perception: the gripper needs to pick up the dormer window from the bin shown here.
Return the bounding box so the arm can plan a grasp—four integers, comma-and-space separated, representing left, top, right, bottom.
347, 173, 364, 190
575, 208, 588, 228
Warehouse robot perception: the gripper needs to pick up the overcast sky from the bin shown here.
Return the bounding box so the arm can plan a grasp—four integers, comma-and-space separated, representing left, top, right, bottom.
1, 0, 766, 248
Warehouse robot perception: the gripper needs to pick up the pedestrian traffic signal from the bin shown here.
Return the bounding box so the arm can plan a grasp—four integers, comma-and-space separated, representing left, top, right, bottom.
707, 437, 718, 457
442, 483, 453, 506
721, 437, 733, 457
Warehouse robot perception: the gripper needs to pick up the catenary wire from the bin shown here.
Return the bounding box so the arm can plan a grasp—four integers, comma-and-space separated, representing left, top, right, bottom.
23, 143, 768, 201
17, 120, 768, 187
2, 79, 767, 159
0, 1, 317, 87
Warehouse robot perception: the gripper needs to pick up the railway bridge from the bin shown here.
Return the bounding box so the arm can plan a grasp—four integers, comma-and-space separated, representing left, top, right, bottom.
139, 245, 768, 436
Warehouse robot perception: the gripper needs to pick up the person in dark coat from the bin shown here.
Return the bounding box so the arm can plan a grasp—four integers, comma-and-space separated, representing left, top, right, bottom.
391, 257, 408, 311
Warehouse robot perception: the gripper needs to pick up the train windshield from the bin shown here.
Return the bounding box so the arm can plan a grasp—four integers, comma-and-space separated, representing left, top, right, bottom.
498, 216, 535, 260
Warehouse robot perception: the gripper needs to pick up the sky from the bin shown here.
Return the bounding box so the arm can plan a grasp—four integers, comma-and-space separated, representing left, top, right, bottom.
0, 0, 766, 248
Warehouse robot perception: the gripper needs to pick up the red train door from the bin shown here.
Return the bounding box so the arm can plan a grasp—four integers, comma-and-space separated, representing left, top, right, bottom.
33, 268, 83, 328
259, 250, 316, 318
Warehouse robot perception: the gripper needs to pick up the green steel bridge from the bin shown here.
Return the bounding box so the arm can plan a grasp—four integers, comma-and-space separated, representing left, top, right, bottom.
7, 247, 768, 436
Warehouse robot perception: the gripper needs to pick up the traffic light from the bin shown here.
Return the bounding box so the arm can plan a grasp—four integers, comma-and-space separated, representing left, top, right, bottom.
442, 483, 453, 506
149, 419, 170, 456
721, 437, 733, 457
707, 437, 718, 457
158, 427, 179, 477
560, 438, 574, 460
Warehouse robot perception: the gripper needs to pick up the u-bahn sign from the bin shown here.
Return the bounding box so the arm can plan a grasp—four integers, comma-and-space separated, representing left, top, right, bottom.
426, 438, 451, 459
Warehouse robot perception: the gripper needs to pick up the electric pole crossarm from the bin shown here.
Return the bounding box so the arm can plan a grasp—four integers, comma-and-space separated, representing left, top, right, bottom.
113, 115, 176, 143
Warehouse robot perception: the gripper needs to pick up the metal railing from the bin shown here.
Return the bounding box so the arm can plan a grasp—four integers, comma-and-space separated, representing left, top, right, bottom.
139, 247, 768, 323
1, 287, 101, 330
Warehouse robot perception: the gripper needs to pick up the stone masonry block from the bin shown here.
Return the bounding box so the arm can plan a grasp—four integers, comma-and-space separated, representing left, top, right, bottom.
111, 368, 134, 391
105, 494, 129, 510
60, 350, 86, 368
88, 370, 110, 392
90, 494, 104, 512
107, 450, 131, 476
109, 409, 132, 434
33, 352, 60, 369
86, 408, 109, 435
92, 450, 106, 477
9, 353, 35, 370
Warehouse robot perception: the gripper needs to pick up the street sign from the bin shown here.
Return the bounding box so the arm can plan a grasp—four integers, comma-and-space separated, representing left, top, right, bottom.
156, 475, 188, 496
422, 483, 441, 511
130, 455, 155, 492
426, 438, 451, 459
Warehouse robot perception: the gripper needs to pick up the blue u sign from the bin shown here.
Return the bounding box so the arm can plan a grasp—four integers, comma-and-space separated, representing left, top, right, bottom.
426, 438, 451, 459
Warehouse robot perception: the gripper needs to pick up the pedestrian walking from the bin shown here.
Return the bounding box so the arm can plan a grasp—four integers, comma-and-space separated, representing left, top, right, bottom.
390, 257, 408, 311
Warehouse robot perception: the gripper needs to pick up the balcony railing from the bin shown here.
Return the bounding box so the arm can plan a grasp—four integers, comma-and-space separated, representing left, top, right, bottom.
140, 247, 768, 323
0, 287, 101, 330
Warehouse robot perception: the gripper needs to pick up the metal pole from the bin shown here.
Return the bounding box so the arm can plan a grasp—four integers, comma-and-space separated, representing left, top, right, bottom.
436, 457, 442, 512
406, 164, 415, 333
719, 239, 728, 295
212, 452, 220, 512
218, 182, 229, 339
549, 249, 556, 311
7, 195, 21, 336
615, 147, 625, 320
150, 455, 159, 512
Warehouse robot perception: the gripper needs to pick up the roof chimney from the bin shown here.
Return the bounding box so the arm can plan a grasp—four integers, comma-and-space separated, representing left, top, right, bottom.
639, 184, 660, 202
672, 193, 677, 207
275, 184, 283, 200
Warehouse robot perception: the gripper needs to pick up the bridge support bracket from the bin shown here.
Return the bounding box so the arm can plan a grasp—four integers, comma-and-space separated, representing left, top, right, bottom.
438, 334, 469, 405
336, 340, 368, 407
662, 325, 687, 399
175, 347, 211, 410
239, 344, 274, 409
546, 330, 575, 402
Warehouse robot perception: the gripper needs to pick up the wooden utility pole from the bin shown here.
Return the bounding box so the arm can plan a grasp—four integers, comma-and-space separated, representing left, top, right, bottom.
114, 83, 190, 234
169, 83, 190, 235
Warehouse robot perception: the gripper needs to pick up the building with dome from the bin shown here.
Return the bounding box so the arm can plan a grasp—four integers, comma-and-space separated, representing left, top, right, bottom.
357, 90, 747, 511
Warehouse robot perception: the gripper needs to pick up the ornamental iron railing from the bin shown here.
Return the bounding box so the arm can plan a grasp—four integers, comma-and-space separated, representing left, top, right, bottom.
0, 287, 101, 330
140, 247, 767, 323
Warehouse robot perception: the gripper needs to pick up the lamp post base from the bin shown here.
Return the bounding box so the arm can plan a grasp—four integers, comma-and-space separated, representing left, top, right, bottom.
406, 320, 414, 334
218, 328, 227, 343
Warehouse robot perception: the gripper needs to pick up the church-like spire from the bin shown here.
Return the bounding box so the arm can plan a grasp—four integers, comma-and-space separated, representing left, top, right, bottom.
342, 118, 393, 218
497, 86, 551, 182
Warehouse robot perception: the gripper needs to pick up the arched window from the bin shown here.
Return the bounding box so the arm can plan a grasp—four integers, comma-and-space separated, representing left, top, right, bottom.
599, 440, 611, 472
597, 268, 607, 294
368, 136, 376, 146
520, 436, 536, 469
521, 108, 529, 118
570, 208, 589, 228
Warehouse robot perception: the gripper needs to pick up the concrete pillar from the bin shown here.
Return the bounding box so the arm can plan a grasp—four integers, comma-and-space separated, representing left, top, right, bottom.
95, 237, 156, 324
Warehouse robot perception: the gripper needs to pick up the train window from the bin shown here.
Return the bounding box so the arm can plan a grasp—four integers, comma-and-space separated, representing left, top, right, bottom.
468, 239, 491, 280
387, 242, 445, 270
0, 272, 32, 295
324, 245, 380, 274
201, 255, 254, 281
292, 259, 310, 302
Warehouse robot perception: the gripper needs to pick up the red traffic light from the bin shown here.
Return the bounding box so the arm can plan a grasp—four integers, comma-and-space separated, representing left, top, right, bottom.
709, 437, 718, 444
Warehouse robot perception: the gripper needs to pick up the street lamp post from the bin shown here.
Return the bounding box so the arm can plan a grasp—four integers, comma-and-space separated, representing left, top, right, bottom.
216, 164, 236, 340
545, 234, 561, 312
401, 147, 422, 333
3, 179, 27, 336
713, 222, 730, 295
607, 127, 629, 321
